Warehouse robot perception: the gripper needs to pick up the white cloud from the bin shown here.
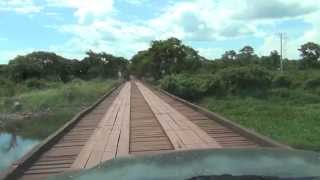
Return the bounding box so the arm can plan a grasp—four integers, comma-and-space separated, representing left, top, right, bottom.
236, 0, 318, 20
197, 47, 225, 59
50, 17, 153, 59
0, 0, 42, 14
46, 0, 320, 60
258, 6, 320, 59
147, 0, 264, 41
46, 0, 114, 23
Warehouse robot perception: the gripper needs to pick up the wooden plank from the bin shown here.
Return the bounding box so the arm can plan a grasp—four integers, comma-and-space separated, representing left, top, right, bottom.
85, 128, 112, 168
165, 131, 184, 149
70, 128, 102, 169
115, 83, 131, 157
135, 81, 222, 150
71, 82, 131, 170
176, 130, 202, 145
154, 83, 291, 149
71, 82, 132, 169
129, 82, 174, 154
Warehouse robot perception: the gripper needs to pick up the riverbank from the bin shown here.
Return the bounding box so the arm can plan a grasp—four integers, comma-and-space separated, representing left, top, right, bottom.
0, 79, 118, 139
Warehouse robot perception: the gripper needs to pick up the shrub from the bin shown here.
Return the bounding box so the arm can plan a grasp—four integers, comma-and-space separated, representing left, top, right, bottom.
304, 77, 320, 90
70, 78, 85, 85
160, 74, 213, 100
213, 66, 273, 94
271, 88, 291, 98
24, 78, 48, 89
159, 66, 273, 100
272, 75, 292, 88
0, 78, 15, 97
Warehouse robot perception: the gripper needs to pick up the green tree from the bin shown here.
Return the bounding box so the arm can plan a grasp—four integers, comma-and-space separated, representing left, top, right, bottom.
298, 42, 320, 68
81, 50, 128, 79
129, 50, 152, 78
8, 52, 71, 82
222, 50, 237, 61
237, 46, 258, 65
132, 37, 201, 80
261, 50, 280, 70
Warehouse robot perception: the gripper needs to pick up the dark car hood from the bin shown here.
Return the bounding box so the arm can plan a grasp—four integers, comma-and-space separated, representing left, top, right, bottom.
49, 148, 320, 180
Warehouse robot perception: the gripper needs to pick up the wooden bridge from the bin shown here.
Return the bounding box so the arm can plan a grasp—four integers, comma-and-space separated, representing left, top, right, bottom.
1, 80, 290, 180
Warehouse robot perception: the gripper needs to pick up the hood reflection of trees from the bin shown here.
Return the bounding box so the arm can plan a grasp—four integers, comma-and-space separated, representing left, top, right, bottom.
0, 130, 18, 153
6, 133, 17, 152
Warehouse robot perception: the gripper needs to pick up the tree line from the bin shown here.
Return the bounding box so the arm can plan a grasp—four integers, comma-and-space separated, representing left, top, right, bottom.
129, 38, 320, 79
1, 50, 129, 82
0, 37, 319, 84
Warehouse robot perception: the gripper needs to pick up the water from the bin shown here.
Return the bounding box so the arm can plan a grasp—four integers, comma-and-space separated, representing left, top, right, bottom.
0, 133, 39, 172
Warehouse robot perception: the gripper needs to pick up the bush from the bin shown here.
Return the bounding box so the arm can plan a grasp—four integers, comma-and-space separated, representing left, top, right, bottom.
272, 75, 292, 88
70, 78, 85, 85
213, 66, 273, 94
0, 78, 15, 97
270, 88, 291, 98
304, 77, 320, 90
160, 74, 213, 100
159, 66, 273, 100
24, 78, 48, 89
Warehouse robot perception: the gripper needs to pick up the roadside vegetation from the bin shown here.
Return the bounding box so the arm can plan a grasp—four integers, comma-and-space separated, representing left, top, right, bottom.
129, 38, 320, 151
0, 79, 117, 139
1, 37, 320, 151
0, 51, 127, 139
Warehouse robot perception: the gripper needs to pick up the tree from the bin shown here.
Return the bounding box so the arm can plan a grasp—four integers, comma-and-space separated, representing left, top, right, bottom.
261, 50, 280, 70
298, 42, 320, 68
149, 38, 185, 79
222, 50, 237, 61
239, 46, 254, 56
81, 50, 129, 79
7, 51, 128, 82
8, 51, 72, 82
136, 37, 201, 80
129, 51, 152, 78
237, 46, 258, 65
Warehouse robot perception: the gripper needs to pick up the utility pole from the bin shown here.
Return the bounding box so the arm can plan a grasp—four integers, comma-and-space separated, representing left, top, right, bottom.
279, 33, 286, 73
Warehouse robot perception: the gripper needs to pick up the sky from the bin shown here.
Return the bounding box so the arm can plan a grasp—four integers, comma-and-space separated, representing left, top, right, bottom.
0, 0, 319, 64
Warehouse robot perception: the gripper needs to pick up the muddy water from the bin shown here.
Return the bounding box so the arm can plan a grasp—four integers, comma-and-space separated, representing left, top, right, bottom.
0, 133, 39, 172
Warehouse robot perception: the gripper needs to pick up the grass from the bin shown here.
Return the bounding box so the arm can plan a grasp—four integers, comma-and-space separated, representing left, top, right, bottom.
198, 89, 320, 151
0, 79, 118, 139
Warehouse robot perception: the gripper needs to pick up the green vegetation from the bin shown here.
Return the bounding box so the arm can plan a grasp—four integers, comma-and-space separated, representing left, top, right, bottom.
130, 38, 320, 151
199, 92, 320, 151
159, 66, 273, 100
4, 51, 128, 83
0, 79, 118, 139
160, 73, 213, 100
1, 37, 320, 151
0, 50, 126, 139
129, 37, 202, 80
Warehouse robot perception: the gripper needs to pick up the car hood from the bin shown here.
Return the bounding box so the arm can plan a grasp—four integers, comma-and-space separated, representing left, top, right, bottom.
48, 148, 320, 180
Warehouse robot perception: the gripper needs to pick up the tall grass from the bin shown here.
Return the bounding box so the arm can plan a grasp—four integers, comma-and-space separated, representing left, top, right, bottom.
199, 89, 320, 151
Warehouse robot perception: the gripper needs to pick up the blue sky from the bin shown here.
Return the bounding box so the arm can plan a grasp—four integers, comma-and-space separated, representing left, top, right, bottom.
0, 0, 319, 64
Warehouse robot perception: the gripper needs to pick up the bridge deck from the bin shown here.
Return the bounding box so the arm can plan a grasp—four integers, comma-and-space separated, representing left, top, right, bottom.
4, 80, 287, 180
